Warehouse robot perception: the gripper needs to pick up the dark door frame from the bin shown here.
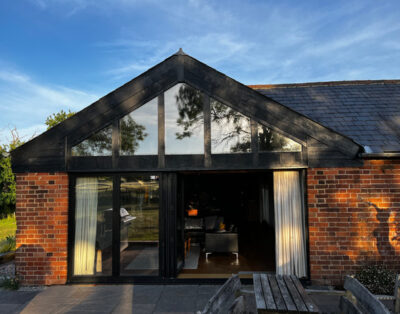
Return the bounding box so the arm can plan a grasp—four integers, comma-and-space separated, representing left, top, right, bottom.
67, 169, 310, 284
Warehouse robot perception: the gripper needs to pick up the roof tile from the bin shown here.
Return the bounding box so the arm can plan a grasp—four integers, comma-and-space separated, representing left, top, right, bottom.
254, 81, 400, 153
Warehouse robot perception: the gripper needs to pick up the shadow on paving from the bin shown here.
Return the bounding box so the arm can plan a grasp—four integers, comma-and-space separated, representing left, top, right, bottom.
0, 284, 220, 314
0, 289, 40, 314
1, 285, 372, 314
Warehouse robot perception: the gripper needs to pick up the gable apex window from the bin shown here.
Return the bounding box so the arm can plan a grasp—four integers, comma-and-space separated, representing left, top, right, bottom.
211, 99, 251, 154
257, 124, 302, 152
120, 97, 158, 156
72, 124, 113, 156
165, 83, 204, 155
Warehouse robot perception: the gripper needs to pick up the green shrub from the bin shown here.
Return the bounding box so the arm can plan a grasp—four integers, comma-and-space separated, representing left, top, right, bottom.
0, 235, 16, 253
355, 264, 396, 295
0, 277, 19, 290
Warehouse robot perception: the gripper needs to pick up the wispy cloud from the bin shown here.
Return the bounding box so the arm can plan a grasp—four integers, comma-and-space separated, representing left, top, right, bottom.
103, 32, 252, 80
2, 0, 400, 145
0, 68, 99, 143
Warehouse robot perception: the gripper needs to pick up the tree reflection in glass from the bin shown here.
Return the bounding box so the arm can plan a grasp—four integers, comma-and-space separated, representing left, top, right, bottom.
211, 99, 251, 153
120, 98, 158, 155
72, 125, 113, 156
168, 84, 253, 154
165, 83, 204, 154
258, 124, 301, 152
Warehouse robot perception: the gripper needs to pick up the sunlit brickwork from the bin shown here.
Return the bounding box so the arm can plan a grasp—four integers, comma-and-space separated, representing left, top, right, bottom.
307, 160, 400, 285
15, 173, 68, 285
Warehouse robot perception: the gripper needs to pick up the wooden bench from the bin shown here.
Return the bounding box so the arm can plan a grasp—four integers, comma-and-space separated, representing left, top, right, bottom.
199, 274, 256, 314
253, 273, 319, 313
339, 275, 391, 314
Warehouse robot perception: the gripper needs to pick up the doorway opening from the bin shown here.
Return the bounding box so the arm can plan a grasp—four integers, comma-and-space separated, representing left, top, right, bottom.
177, 171, 275, 279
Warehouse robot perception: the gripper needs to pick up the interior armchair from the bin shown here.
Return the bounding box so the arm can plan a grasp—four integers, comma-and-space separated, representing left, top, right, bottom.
203, 216, 239, 261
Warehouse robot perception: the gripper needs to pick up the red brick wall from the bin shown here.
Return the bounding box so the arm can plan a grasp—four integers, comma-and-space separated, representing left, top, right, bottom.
15, 173, 68, 285
307, 160, 400, 285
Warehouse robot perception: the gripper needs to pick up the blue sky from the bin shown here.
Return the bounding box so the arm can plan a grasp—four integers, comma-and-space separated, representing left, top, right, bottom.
0, 0, 399, 144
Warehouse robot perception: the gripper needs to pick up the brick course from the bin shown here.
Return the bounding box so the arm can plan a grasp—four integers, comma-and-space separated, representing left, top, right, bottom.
15, 172, 68, 285
307, 160, 400, 285
14, 161, 400, 286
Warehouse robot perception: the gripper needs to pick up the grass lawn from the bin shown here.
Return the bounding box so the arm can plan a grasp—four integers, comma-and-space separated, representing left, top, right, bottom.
127, 209, 159, 242
0, 215, 16, 249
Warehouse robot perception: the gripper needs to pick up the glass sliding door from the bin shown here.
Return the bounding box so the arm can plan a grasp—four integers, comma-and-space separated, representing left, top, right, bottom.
119, 175, 160, 276
73, 177, 113, 276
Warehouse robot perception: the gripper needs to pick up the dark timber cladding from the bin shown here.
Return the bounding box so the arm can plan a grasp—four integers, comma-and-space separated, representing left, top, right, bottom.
10, 50, 363, 173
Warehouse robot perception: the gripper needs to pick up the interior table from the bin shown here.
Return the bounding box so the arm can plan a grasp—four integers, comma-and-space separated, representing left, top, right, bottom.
253, 273, 319, 313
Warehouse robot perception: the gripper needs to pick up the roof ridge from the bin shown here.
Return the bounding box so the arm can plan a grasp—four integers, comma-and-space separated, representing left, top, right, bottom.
249, 79, 400, 89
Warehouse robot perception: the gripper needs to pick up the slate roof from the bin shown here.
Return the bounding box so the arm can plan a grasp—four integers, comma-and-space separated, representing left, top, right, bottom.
251, 80, 400, 153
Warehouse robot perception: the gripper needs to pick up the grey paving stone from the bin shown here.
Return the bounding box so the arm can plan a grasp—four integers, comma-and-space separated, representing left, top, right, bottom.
65, 300, 117, 313
195, 293, 211, 311
132, 285, 163, 304
29, 296, 79, 306
0, 291, 39, 304
130, 303, 157, 314
132, 293, 161, 305
310, 294, 340, 314
197, 284, 220, 295
154, 312, 194, 314
133, 284, 164, 296
161, 285, 198, 297
0, 303, 26, 314
20, 301, 69, 314
155, 294, 198, 312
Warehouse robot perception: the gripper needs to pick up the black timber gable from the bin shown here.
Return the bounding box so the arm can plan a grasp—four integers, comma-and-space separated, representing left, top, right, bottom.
11, 50, 363, 172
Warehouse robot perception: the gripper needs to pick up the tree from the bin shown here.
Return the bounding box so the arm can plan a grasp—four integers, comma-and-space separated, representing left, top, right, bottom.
174, 84, 294, 153
45, 109, 75, 129
120, 116, 148, 154
0, 129, 23, 217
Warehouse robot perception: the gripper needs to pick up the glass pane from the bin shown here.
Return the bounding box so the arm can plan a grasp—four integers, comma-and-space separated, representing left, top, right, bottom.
120, 175, 160, 276
120, 98, 158, 155
73, 177, 113, 276
211, 99, 251, 153
258, 124, 302, 152
165, 83, 204, 154
72, 125, 113, 156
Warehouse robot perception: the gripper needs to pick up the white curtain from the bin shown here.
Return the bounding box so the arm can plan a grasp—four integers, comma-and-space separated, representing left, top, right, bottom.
74, 177, 98, 275
274, 171, 307, 277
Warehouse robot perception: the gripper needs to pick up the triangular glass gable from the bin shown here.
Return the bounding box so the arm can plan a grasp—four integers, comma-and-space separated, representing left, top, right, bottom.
71, 85, 301, 158
72, 124, 113, 156
165, 83, 204, 154
258, 124, 301, 152
120, 97, 158, 155
211, 99, 251, 153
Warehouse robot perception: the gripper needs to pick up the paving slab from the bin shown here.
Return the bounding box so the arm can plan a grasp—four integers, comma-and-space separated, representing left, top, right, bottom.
0, 290, 38, 305
0, 284, 220, 313
0, 304, 26, 314
161, 285, 199, 297
155, 294, 199, 312
309, 294, 341, 314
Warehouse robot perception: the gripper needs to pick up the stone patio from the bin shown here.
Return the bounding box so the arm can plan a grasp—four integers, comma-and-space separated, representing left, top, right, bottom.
0, 283, 348, 314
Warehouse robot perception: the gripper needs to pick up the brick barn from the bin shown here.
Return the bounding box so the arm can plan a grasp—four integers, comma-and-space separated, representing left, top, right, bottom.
11, 50, 400, 286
